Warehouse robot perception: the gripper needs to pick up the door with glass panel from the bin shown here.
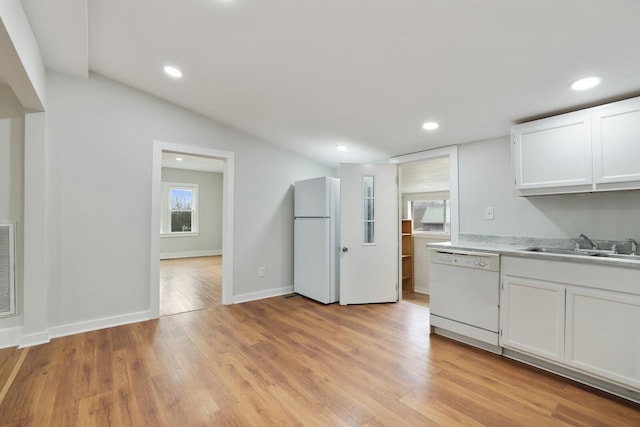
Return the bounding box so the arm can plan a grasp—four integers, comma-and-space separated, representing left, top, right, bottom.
339, 163, 398, 305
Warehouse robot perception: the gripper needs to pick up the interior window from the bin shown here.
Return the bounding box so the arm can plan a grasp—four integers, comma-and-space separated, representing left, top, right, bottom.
410, 199, 450, 233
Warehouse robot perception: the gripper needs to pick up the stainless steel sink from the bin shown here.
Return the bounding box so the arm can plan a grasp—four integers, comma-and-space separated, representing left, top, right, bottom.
521, 246, 598, 256
593, 252, 640, 260
521, 246, 640, 260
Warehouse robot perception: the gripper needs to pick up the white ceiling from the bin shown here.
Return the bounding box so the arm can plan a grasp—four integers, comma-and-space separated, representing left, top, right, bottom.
17, 0, 640, 167
162, 152, 224, 173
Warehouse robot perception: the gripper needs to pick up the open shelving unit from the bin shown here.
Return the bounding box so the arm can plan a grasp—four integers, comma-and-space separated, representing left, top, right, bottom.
401, 219, 413, 293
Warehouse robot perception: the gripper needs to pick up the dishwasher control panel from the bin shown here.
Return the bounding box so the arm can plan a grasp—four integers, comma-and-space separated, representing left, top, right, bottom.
431, 249, 500, 272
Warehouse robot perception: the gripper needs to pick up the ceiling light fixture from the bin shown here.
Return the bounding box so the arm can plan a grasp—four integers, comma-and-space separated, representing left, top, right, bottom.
175, 157, 184, 161
422, 121, 439, 131
570, 76, 601, 91
164, 65, 183, 78
336, 145, 348, 152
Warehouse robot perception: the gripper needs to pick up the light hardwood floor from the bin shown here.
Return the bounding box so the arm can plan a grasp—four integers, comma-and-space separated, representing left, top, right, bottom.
0, 346, 27, 406
403, 292, 430, 308
1, 295, 639, 426
160, 256, 222, 316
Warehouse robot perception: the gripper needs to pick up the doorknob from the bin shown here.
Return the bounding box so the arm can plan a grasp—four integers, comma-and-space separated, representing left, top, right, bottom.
341, 247, 349, 253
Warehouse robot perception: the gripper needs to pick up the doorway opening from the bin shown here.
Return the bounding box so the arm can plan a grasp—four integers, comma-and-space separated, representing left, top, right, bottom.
392, 146, 459, 305
150, 141, 235, 319
158, 152, 224, 315
160, 255, 222, 316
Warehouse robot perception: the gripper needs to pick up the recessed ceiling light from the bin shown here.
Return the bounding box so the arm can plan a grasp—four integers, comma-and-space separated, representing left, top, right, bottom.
570, 76, 601, 91
175, 157, 184, 161
336, 145, 348, 152
422, 121, 439, 131
164, 65, 183, 79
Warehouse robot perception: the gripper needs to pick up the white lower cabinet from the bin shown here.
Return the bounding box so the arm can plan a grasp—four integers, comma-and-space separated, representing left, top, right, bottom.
500, 276, 565, 362
566, 286, 640, 390
500, 256, 640, 397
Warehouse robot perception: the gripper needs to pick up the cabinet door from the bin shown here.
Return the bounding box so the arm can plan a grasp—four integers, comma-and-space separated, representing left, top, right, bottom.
592, 98, 640, 189
500, 276, 565, 362
566, 286, 640, 391
512, 111, 592, 194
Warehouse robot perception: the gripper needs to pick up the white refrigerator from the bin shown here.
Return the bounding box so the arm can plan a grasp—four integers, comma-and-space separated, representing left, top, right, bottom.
294, 176, 340, 304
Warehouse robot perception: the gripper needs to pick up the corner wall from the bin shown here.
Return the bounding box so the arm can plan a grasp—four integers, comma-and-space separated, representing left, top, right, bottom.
0, 86, 24, 336
45, 71, 331, 332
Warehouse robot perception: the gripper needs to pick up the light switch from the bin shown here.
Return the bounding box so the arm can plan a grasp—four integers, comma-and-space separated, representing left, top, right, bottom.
484, 207, 494, 220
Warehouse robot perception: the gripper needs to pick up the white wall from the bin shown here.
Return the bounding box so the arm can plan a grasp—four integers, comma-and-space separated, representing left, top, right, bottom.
459, 136, 640, 241
160, 167, 223, 258
45, 71, 331, 330
0, 85, 24, 332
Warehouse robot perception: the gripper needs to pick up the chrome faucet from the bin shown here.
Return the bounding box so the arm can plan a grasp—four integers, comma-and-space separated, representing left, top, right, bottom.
627, 238, 638, 255
578, 233, 598, 250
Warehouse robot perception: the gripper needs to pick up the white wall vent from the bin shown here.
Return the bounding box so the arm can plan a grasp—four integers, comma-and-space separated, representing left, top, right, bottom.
0, 222, 16, 317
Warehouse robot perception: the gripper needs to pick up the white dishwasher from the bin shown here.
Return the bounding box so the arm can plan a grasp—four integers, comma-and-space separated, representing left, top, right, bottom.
430, 248, 501, 354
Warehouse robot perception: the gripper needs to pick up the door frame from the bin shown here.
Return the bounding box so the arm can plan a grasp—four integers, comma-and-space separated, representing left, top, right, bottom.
339, 163, 399, 305
390, 146, 459, 298
150, 140, 235, 318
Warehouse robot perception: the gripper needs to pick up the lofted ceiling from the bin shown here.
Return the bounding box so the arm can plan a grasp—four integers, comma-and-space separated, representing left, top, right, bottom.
16, 0, 640, 167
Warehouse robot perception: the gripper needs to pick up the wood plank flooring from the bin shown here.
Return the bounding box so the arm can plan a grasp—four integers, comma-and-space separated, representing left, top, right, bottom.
1, 295, 639, 426
0, 346, 27, 406
160, 256, 222, 316
403, 292, 430, 308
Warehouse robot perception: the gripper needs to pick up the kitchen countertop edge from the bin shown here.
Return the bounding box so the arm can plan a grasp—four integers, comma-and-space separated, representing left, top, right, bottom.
427, 241, 640, 269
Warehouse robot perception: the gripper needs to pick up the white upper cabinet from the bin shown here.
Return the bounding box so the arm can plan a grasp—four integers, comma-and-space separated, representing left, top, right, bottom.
592, 97, 640, 189
512, 95, 640, 196
512, 111, 592, 195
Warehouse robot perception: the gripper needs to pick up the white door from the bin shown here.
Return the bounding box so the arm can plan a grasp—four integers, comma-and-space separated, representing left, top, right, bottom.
339, 163, 398, 305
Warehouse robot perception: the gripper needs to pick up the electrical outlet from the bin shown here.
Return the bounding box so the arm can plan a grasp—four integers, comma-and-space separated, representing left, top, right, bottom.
259, 267, 266, 277
484, 206, 494, 220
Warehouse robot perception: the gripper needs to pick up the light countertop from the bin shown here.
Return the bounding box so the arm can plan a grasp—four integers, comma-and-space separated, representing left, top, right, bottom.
427, 238, 640, 269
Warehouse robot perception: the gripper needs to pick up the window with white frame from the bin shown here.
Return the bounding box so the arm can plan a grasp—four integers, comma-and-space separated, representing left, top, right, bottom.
161, 182, 199, 235
403, 191, 450, 234
409, 199, 450, 233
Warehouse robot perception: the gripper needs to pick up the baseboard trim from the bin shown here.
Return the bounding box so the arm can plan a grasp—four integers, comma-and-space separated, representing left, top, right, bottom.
0, 326, 23, 349
233, 286, 294, 304
160, 249, 222, 260
413, 286, 429, 294
48, 310, 152, 340
19, 331, 50, 348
